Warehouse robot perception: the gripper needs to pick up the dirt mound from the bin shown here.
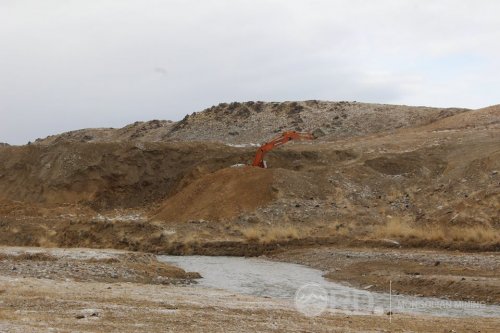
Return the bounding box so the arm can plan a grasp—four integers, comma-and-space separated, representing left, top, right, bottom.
0, 142, 249, 209
154, 167, 276, 222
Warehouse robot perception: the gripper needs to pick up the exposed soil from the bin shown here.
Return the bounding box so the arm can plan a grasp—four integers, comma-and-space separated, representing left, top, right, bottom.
0, 142, 249, 210
1, 103, 498, 237
1, 105, 498, 252
154, 167, 276, 222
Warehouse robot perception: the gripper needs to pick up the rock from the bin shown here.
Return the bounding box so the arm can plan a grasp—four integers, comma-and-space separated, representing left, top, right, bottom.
312, 128, 326, 138
81, 135, 94, 142
76, 309, 100, 319
381, 239, 400, 246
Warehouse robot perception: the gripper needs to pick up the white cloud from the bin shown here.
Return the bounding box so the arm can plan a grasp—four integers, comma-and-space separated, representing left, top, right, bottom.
0, 0, 499, 144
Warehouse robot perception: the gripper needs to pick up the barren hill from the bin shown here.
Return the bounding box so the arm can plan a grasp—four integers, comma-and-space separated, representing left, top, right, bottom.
33, 101, 468, 145
420, 104, 500, 131
0, 101, 498, 252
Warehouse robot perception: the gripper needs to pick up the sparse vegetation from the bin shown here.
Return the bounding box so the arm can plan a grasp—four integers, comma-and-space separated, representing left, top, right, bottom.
375, 217, 500, 244
241, 225, 301, 243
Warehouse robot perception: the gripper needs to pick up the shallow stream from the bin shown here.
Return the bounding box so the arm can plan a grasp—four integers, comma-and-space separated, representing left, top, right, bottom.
159, 255, 500, 318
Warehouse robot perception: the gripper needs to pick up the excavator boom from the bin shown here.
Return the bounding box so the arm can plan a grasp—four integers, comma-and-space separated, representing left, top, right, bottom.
252, 131, 315, 168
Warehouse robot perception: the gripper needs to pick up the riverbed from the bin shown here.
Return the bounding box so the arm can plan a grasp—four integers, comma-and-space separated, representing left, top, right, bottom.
160, 255, 500, 318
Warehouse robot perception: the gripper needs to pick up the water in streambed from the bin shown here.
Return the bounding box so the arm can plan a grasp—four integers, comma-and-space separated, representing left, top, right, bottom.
158, 255, 500, 318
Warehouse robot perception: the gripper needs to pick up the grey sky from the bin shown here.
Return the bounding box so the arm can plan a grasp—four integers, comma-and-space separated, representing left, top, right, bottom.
1, 0, 499, 144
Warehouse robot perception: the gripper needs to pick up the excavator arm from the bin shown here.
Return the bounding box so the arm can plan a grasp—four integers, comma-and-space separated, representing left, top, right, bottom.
252, 131, 315, 168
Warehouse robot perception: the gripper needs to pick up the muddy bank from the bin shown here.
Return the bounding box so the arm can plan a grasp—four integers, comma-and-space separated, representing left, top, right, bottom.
269, 247, 500, 305
1, 201, 499, 256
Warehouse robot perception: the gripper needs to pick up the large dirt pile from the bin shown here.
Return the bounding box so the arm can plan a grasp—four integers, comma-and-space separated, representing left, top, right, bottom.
0, 142, 249, 209
32, 101, 468, 145
154, 167, 276, 222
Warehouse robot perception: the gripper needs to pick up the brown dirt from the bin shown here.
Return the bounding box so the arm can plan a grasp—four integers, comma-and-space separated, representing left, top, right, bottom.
421, 104, 500, 130
0, 142, 250, 210
0, 102, 498, 260
154, 167, 276, 222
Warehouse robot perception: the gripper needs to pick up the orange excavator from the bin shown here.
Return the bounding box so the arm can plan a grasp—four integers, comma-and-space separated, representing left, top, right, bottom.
252, 131, 315, 168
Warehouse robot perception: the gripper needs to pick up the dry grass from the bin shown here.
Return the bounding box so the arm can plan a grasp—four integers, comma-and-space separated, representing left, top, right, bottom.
241, 225, 301, 243
324, 221, 350, 236
375, 217, 499, 243
241, 227, 261, 242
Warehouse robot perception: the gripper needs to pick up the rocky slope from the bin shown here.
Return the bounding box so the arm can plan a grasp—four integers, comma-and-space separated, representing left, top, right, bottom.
33, 101, 468, 145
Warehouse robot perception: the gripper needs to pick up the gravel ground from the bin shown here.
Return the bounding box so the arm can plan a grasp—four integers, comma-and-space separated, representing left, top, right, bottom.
0, 246, 199, 285
0, 246, 499, 332
1, 270, 499, 332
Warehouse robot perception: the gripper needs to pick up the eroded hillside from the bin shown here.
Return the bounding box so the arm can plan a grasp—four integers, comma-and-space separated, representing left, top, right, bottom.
0, 102, 498, 253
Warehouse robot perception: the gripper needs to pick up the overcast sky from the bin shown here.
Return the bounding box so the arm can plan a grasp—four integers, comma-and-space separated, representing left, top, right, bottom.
1, 0, 499, 144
